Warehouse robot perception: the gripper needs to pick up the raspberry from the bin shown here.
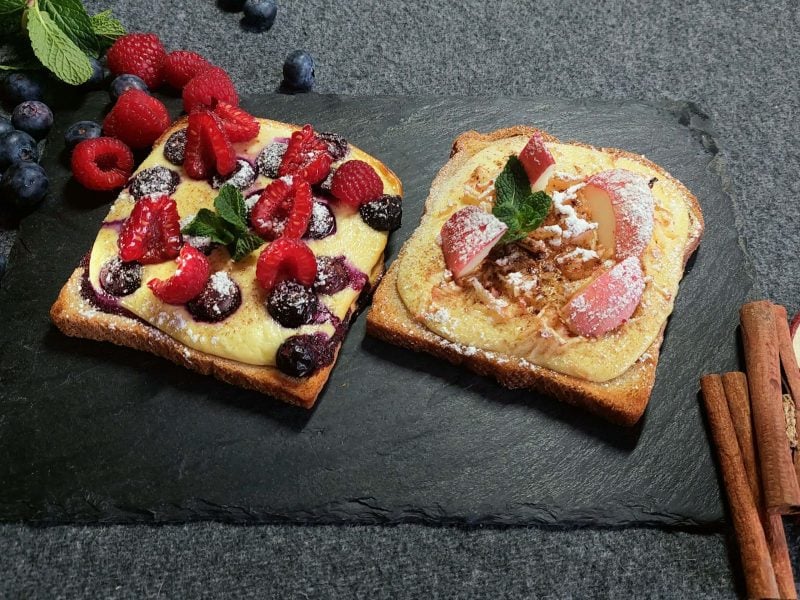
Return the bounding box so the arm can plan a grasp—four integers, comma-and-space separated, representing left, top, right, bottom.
118, 194, 182, 264
147, 245, 211, 305
182, 67, 238, 114
103, 90, 170, 149
183, 110, 236, 179
212, 102, 259, 143
256, 238, 317, 293
163, 50, 213, 89
278, 125, 332, 185
71, 137, 134, 191
106, 33, 166, 89
250, 176, 312, 240
330, 160, 384, 208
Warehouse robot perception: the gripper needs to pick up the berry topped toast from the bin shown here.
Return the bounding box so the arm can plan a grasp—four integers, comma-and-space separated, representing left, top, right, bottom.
367, 127, 703, 425
51, 112, 402, 408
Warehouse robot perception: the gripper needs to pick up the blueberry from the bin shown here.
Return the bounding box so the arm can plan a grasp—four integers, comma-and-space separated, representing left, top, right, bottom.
282, 50, 315, 92
163, 128, 187, 165
218, 0, 246, 11
64, 121, 102, 150
276, 334, 324, 377
255, 142, 286, 178
318, 132, 348, 161
83, 58, 107, 89
187, 272, 243, 322
0, 118, 13, 138
313, 256, 350, 295
1, 74, 44, 106
0, 130, 39, 170
304, 200, 336, 239
11, 101, 53, 141
359, 195, 402, 231
128, 166, 180, 199
211, 159, 256, 190
242, 0, 277, 32
0, 162, 48, 214
99, 257, 143, 296
266, 280, 317, 328
109, 74, 149, 101
0, 252, 6, 281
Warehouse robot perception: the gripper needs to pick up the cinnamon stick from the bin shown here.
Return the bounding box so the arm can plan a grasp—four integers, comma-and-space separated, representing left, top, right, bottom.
772, 303, 800, 484
740, 301, 800, 513
701, 374, 779, 599
722, 372, 797, 599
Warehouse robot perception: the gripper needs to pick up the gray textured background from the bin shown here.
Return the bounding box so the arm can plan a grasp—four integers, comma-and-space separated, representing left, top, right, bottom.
2, 0, 799, 597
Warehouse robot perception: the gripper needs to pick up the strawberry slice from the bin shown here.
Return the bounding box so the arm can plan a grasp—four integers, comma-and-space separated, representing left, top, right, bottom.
250, 176, 313, 240
256, 238, 317, 293
147, 245, 211, 305
278, 124, 332, 185
212, 102, 259, 143
118, 194, 182, 264
183, 110, 236, 180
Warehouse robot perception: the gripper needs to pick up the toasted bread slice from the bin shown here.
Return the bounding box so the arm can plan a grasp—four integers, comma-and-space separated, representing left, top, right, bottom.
367, 127, 703, 425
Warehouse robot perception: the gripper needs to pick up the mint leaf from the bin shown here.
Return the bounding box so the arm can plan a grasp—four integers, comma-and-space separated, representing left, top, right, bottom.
493, 155, 552, 243
26, 3, 93, 84
181, 209, 235, 245
90, 9, 124, 49
214, 184, 249, 233
232, 232, 265, 261
39, 0, 97, 56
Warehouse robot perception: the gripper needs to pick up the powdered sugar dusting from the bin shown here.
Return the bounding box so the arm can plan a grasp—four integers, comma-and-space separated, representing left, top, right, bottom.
440, 206, 507, 277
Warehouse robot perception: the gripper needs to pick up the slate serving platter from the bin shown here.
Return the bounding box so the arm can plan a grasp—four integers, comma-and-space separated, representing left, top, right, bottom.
0, 93, 752, 527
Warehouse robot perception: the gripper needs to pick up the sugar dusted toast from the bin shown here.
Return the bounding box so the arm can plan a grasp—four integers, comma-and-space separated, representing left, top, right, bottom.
367, 127, 703, 425
51, 118, 402, 408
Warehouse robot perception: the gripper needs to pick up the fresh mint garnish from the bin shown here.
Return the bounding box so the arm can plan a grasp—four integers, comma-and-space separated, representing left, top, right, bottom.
492, 155, 552, 243
182, 184, 266, 261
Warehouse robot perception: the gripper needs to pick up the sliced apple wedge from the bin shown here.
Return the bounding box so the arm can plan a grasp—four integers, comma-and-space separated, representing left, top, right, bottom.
519, 132, 556, 192
582, 169, 654, 260
560, 256, 645, 337
440, 206, 507, 278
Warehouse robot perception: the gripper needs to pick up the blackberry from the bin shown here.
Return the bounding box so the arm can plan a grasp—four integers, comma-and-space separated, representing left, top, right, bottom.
276, 334, 324, 377
318, 132, 348, 161
211, 159, 256, 190
266, 280, 317, 328
255, 142, 287, 178
304, 200, 336, 239
359, 194, 402, 231
163, 128, 187, 165
128, 166, 180, 199
186, 272, 242, 322
313, 256, 349, 295
99, 257, 143, 296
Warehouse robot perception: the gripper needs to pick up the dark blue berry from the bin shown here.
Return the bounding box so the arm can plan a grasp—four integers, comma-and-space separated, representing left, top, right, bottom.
318, 132, 348, 161
266, 280, 317, 328
109, 74, 149, 101
304, 200, 336, 239
1, 74, 44, 106
0, 162, 48, 214
0, 118, 13, 138
64, 121, 102, 150
99, 257, 143, 296
313, 256, 349, 295
0, 130, 39, 170
211, 159, 256, 190
276, 334, 324, 377
163, 128, 187, 165
187, 272, 243, 322
218, 0, 246, 11
359, 195, 402, 231
282, 50, 315, 92
242, 0, 277, 31
83, 58, 107, 89
0, 252, 6, 281
128, 166, 180, 199
11, 101, 53, 140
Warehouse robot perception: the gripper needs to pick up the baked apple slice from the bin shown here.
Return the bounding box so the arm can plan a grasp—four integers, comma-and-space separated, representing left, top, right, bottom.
440, 206, 507, 278
519, 132, 556, 192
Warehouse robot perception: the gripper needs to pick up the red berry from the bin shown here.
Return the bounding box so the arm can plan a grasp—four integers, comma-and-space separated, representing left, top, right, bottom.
147, 245, 211, 304
330, 160, 384, 208
278, 125, 332, 185
103, 90, 170, 149
183, 111, 236, 179
250, 176, 312, 240
70, 137, 134, 191
182, 67, 238, 114
106, 33, 166, 89
212, 102, 259, 143
256, 238, 317, 293
163, 50, 213, 89
118, 194, 182, 264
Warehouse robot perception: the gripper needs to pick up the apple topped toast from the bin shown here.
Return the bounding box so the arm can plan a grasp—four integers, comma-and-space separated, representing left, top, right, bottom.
367, 127, 703, 425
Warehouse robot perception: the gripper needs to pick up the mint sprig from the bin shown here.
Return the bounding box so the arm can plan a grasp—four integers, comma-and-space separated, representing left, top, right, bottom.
182, 184, 266, 262
492, 155, 552, 243
0, 0, 124, 83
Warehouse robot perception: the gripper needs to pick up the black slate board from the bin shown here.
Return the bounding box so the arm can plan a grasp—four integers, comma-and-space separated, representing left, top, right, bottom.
0, 94, 752, 527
